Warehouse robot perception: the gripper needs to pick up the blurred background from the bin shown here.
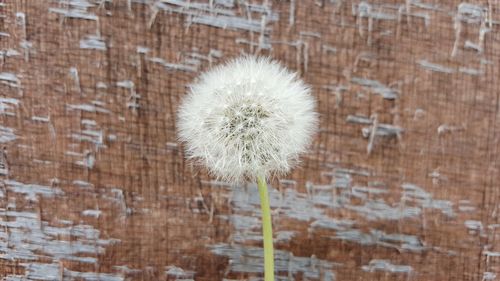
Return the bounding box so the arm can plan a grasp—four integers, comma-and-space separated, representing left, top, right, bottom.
0, 0, 498, 280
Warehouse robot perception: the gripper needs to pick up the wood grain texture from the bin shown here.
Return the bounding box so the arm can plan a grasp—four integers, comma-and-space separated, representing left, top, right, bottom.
0, 0, 499, 280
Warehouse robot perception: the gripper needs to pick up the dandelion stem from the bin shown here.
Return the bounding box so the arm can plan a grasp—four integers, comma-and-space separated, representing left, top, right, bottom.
257, 176, 275, 281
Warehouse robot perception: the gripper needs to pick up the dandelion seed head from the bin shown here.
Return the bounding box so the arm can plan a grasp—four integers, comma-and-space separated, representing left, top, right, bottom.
177, 56, 318, 183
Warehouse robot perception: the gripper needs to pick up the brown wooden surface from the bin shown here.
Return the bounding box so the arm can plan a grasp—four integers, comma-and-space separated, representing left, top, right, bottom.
0, 0, 499, 280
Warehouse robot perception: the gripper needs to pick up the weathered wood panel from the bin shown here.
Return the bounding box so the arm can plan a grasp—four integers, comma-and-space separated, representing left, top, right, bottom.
0, 0, 499, 280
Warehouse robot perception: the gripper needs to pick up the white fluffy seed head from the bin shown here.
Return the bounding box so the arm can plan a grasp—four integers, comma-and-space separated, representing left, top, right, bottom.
177, 56, 318, 183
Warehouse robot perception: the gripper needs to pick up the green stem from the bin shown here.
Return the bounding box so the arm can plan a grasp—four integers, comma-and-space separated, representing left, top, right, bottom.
257, 176, 275, 281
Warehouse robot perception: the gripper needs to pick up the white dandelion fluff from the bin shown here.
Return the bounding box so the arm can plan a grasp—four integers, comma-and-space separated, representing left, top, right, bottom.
177, 56, 318, 183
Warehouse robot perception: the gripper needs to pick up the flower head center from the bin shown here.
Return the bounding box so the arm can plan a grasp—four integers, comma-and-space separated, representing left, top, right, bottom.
223, 100, 270, 141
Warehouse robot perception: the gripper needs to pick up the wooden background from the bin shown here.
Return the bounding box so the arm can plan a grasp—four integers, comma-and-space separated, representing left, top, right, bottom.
0, 0, 499, 280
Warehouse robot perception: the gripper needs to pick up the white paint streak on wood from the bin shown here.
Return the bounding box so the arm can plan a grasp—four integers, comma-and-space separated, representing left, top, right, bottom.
0, 178, 124, 280
80, 35, 107, 51
351, 77, 399, 99
0, 97, 19, 116
149, 57, 198, 72
216, 174, 454, 265
49, 0, 98, 21
362, 259, 413, 274
418, 60, 455, 73
209, 243, 338, 280
0, 72, 20, 88
67, 103, 111, 114
165, 265, 195, 279
4, 180, 63, 200
0, 125, 17, 143
289, 0, 295, 27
